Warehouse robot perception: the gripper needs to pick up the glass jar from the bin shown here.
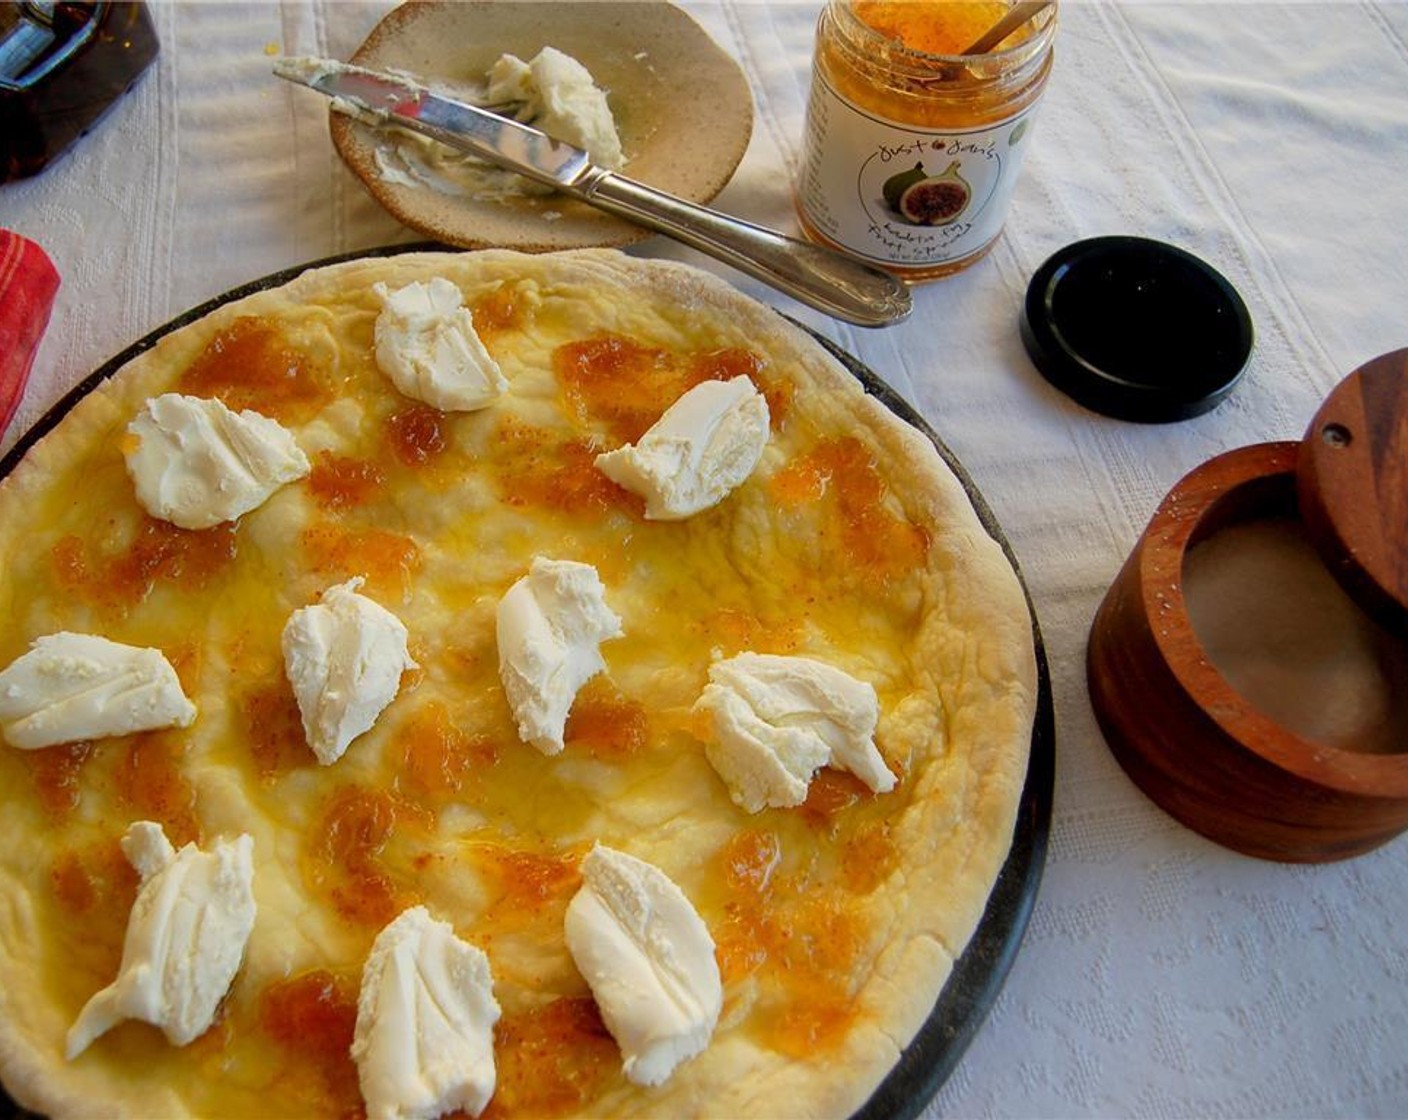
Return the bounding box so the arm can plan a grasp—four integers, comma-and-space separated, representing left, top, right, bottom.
1, 2, 159, 184
797, 1, 1057, 280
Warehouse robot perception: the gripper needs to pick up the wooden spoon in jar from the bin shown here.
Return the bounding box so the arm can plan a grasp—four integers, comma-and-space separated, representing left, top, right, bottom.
961, 0, 1053, 54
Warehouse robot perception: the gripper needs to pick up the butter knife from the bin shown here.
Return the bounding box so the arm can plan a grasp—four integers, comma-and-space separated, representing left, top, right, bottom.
274, 57, 911, 328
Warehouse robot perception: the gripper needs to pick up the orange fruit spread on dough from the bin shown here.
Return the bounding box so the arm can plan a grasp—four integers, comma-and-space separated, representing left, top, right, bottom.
0, 267, 935, 1118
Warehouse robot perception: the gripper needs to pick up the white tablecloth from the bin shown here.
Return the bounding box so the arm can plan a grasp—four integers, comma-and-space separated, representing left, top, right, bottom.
3, 2, 1406, 1116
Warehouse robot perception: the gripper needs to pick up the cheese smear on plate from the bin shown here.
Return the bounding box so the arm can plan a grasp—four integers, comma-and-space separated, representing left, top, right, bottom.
0, 632, 196, 750
66, 822, 256, 1059
352, 906, 501, 1120
486, 46, 624, 170
373, 278, 507, 411
694, 651, 895, 811
496, 557, 623, 755
124, 392, 310, 529
282, 578, 417, 765
594, 376, 770, 520
564, 845, 721, 1087
328, 45, 624, 199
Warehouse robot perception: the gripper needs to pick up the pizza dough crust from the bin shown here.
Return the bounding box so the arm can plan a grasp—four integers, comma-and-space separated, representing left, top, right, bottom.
0, 249, 1035, 1119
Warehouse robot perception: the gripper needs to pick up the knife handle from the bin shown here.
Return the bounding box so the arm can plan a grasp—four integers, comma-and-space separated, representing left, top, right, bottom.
580, 171, 911, 328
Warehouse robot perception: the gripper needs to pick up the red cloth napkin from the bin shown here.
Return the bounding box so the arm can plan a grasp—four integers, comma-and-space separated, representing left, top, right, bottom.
0, 230, 61, 440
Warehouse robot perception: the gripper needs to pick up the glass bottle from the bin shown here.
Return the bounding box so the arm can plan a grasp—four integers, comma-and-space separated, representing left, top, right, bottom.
797, 1, 1057, 280
1, 2, 159, 184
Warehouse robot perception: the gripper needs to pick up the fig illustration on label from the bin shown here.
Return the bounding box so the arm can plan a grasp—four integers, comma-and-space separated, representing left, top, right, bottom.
882, 159, 971, 226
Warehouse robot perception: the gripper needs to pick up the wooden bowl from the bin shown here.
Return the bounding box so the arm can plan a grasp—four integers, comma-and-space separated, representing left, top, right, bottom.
1088, 441, 1408, 862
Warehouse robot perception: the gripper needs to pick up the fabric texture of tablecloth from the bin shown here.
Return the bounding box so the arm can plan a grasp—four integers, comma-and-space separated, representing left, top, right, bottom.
2, 3, 1406, 1116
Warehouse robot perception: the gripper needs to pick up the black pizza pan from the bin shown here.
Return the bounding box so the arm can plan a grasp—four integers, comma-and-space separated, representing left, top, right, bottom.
0, 245, 1053, 1120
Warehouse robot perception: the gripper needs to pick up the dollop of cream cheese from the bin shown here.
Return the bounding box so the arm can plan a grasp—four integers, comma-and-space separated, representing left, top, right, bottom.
66, 822, 255, 1059
352, 906, 502, 1120
373, 278, 507, 412
564, 845, 721, 1088
124, 392, 310, 529
595, 376, 770, 520
496, 557, 622, 755
0, 632, 196, 750
282, 578, 417, 765
486, 46, 624, 170
694, 652, 895, 812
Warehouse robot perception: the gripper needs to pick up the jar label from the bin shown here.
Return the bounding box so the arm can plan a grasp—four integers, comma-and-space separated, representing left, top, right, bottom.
799, 70, 1041, 268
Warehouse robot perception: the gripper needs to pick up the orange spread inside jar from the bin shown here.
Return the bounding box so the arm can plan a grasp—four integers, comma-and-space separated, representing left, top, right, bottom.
798, 1, 1057, 279
855, 1, 1017, 58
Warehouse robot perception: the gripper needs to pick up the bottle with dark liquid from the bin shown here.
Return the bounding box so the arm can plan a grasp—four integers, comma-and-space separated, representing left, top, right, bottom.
0, 2, 158, 183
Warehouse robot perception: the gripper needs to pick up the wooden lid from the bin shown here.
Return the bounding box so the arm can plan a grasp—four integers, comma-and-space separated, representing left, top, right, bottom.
1296, 348, 1408, 637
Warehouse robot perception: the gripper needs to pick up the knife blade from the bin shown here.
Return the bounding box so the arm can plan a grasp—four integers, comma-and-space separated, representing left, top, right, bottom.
274, 57, 911, 328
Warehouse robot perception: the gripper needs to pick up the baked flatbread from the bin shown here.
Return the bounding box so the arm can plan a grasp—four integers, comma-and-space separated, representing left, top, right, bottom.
0, 249, 1036, 1118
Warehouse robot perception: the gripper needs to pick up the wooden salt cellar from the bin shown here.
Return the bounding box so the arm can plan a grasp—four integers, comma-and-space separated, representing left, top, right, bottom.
1088, 350, 1408, 862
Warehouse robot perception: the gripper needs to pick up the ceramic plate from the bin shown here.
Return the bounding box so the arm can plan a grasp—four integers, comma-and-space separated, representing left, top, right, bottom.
328, 0, 755, 252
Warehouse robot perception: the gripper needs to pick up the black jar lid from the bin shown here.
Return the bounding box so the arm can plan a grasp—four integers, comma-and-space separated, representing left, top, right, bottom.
1020, 236, 1254, 423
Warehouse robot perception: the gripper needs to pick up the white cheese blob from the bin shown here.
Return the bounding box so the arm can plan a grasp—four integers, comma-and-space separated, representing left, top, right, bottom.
0, 632, 196, 750
282, 578, 417, 765
496, 557, 623, 755
694, 652, 895, 812
564, 845, 721, 1087
124, 392, 310, 529
486, 47, 624, 170
352, 906, 502, 1120
594, 376, 770, 520
66, 822, 255, 1059
373, 278, 507, 412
